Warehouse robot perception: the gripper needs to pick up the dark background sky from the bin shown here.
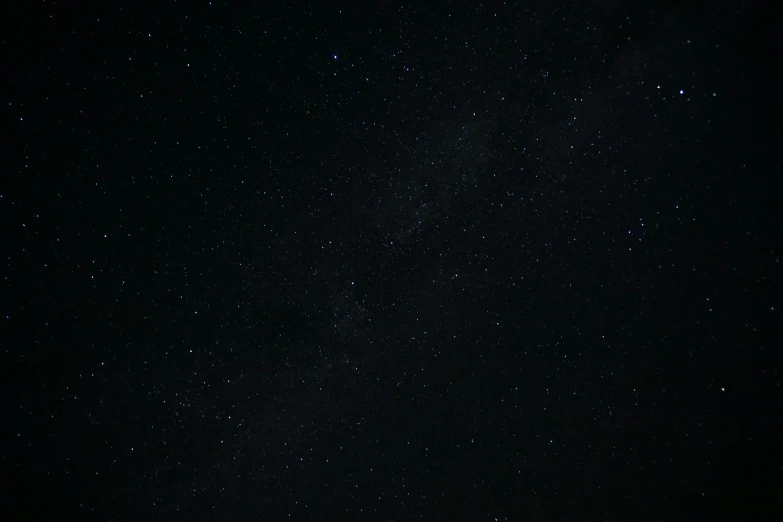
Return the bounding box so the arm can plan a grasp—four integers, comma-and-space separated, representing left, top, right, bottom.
2, 1, 779, 520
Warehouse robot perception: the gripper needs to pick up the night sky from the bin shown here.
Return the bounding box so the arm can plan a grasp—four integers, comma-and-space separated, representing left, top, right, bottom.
3, 1, 779, 520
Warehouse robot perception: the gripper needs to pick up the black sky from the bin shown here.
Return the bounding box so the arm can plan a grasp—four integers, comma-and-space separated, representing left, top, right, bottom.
2, 1, 779, 520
